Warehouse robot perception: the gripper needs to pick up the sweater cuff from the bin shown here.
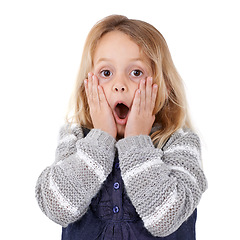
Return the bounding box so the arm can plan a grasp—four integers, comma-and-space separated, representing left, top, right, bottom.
116, 135, 154, 154
116, 135, 163, 176
76, 128, 116, 177
84, 128, 116, 151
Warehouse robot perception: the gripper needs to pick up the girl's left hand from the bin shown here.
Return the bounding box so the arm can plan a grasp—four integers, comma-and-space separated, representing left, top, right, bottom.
124, 77, 158, 138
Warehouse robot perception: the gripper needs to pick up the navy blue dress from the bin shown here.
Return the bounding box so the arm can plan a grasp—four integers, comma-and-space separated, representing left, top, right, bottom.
62, 128, 197, 240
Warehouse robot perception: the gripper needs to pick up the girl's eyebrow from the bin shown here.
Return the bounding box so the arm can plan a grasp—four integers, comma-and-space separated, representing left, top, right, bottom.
96, 57, 144, 64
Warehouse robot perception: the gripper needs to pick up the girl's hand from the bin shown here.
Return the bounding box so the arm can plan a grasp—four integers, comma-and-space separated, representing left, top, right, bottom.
84, 73, 117, 138
124, 77, 158, 138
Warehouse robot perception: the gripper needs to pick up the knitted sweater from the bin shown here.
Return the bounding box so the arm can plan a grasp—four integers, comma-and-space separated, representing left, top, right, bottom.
35, 124, 207, 238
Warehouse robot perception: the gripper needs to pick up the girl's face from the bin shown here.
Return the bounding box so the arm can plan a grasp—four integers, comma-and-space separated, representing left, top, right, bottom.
93, 31, 152, 138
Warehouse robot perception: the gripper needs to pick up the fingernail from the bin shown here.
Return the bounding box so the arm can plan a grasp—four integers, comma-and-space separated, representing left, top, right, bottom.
88, 72, 91, 78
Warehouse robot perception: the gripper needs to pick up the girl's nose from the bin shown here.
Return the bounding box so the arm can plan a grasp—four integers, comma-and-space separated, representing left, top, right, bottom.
114, 86, 126, 92
112, 75, 128, 93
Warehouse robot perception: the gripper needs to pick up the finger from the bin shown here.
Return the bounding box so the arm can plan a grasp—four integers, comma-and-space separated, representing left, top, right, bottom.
146, 77, 153, 109
98, 85, 107, 105
87, 72, 93, 102
92, 75, 99, 104
140, 79, 146, 109
84, 77, 91, 105
151, 84, 158, 112
132, 89, 141, 114
84, 78, 88, 95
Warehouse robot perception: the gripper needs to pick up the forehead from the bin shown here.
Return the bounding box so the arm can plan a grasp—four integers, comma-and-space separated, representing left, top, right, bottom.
93, 31, 147, 63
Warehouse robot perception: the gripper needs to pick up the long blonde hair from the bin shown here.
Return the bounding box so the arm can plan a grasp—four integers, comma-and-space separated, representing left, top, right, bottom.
65, 15, 192, 148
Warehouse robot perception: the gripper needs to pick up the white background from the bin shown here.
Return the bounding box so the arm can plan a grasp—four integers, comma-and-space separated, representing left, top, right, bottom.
1, 0, 239, 239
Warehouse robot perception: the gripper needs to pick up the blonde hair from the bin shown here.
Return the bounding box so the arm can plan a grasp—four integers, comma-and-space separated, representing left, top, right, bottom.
65, 15, 192, 148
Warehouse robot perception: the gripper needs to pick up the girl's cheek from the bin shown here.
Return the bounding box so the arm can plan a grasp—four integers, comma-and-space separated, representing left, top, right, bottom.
100, 85, 111, 101
98, 78, 108, 86
97, 75, 112, 85
130, 74, 148, 84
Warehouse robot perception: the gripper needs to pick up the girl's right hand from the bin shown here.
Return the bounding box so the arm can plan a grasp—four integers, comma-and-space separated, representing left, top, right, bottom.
84, 72, 117, 139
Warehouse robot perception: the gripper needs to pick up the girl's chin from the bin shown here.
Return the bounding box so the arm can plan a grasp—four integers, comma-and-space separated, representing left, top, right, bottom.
116, 124, 125, 140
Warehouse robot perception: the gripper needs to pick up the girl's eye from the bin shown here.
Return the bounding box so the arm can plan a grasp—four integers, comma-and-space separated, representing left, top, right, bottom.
100, 70, 112, 78
131, 70, 143, 77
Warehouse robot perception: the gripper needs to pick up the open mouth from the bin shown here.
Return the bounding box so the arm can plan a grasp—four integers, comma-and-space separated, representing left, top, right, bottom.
114, 103, 130, 120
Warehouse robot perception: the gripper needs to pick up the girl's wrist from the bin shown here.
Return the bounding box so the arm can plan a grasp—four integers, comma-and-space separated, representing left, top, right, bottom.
116, 134, 154, 154
79, 128, 116, 152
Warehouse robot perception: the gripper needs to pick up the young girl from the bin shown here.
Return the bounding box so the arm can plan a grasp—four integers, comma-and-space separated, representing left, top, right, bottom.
36, 15, 207, 239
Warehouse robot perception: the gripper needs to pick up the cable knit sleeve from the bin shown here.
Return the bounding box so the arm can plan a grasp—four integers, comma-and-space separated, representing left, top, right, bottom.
35, 124, 116, 227
115, 128, 207, 237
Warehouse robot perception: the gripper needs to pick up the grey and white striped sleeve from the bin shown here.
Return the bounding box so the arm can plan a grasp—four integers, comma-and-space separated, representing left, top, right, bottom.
35, 124, 116, 227
116, 128, 207, 237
